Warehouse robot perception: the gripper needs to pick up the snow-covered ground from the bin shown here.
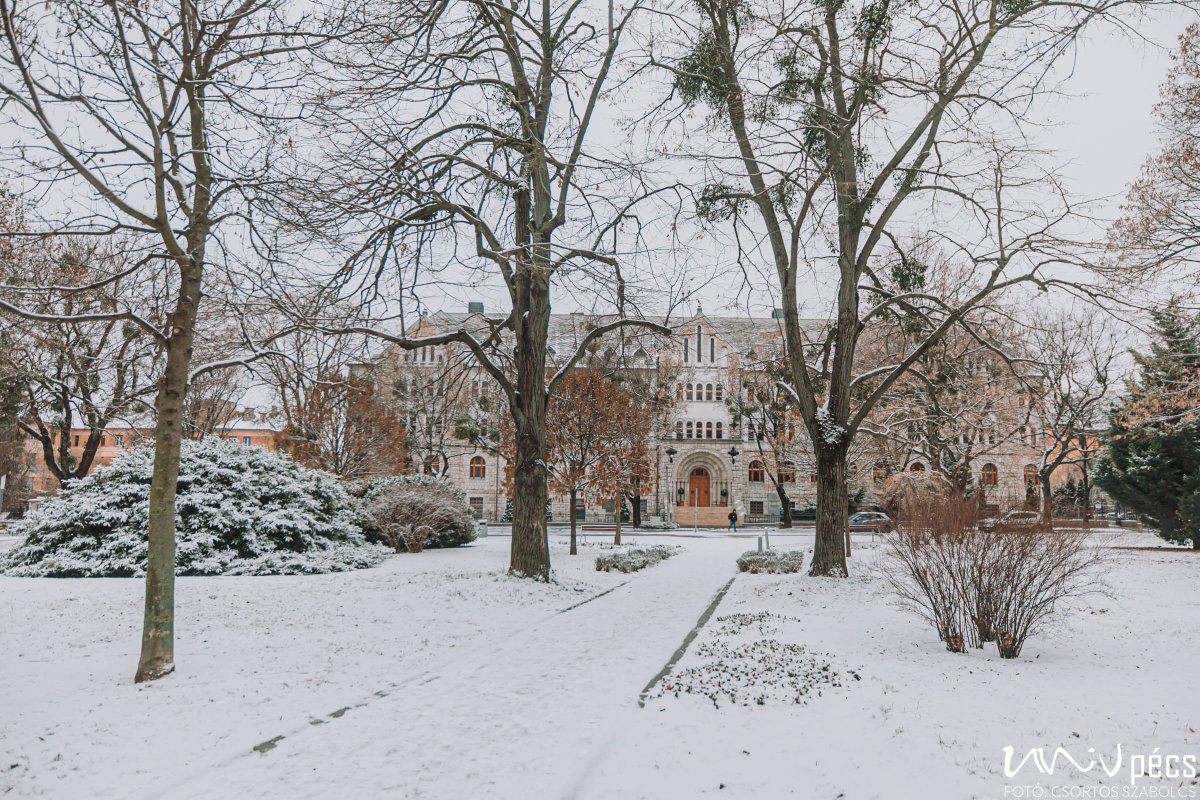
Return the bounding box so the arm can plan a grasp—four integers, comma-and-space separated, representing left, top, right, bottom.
2, 529, 1196, 799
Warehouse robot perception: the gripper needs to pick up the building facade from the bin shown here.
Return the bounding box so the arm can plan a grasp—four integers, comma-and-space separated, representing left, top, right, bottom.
371, 306, 1093, 524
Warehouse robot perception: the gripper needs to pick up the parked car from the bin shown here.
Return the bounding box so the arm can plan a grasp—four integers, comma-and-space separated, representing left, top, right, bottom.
848, 511, 893, 533
978, 510, 1043, 532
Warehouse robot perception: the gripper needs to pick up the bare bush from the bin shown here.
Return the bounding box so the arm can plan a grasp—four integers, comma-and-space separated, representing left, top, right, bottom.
882, 496, 980, 652
883, 497, 1104, 658
365, 484, 476, 554
979, 529, 1103, 658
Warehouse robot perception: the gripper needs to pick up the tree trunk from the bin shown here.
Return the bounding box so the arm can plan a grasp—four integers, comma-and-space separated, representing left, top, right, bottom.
509, 407, 550, 579
613, 493, 622, 546
629, 492, 642, 528
775, 481, 793, 528
507, 219, 552, 581
569, 486, 578, 556
135, 268, 201, 683
1040, 473, 1054, 525
810, 446, 849, 576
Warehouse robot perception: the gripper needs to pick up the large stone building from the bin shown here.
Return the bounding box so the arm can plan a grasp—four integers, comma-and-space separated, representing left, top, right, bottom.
368, 305, 1093, 524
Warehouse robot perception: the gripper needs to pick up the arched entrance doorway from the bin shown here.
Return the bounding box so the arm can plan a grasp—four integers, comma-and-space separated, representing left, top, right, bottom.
688, 467, 711, 507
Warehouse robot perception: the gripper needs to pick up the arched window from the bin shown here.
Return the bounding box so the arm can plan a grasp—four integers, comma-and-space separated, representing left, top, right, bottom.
676, 383, 683, 400
748, 460, 765, 482
1023, 464, 1038, 487
705, 383, 714, 401
779, 463, 796, 483
696, 325, 703, 362
683, 339, 689, 362
909, 462, 926, 474
873, 461, 888, 484
686, 421, 694, 439
675, 421, 684, 439
715, 421, 723, 439
705, 421, 714, 439
686, 383, 694, 401
469, 456, 486, 479
981, 463, 999, 487
715, 384, 724, 401
710, 337, 716, 362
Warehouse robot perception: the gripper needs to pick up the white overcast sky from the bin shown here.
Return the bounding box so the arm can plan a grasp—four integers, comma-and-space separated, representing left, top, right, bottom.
1042, 13, 1191, 207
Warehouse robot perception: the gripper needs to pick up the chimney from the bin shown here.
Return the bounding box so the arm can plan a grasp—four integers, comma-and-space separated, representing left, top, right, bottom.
468, 302, 484, 314
771, 308, 785, 319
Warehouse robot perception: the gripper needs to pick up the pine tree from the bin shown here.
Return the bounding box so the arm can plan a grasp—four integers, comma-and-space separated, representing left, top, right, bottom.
1096, 301, 1200, 548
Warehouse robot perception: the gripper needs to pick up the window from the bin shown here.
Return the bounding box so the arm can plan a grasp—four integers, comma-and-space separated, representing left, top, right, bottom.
809, 472, 818, 484
715, 384, 724, 401
1024, 464, 1038, 488
779, 463, 796, 482
710, 337, 715, 362
676, 383, 683, 400
686, 383, 694, 401
469, 456, 486, 479
686, 421, 694, 439
468, 497, 484, 519
675, 421, 684, 440
100, 436, 107, 447
715, 421, 723, 439
749, 500, 764, 517
74, 435, 80, 447
981, 463, 998, 487
243, 436, 252, 446
909, 462, 926, 474
683, 339, 689, 362
705, 421, 714, 439
114, 435, 123, 447
748, 460, 765, 482
873, 462, 887, 484
696, 325, 703, 362
705, 383, 714, 401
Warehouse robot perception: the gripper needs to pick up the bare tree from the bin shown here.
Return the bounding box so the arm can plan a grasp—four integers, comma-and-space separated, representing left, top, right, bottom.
1111, 23, 1200, 279
1025, 311, 1118, 522
863, 305, 1035, 496
640, 0, 1146, 575
1, 231, 163, 482
280, 0, 682, 579
0, 0, 327, 681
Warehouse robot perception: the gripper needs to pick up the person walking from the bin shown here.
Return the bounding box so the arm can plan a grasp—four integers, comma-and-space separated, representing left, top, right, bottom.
727, 509, 738, 531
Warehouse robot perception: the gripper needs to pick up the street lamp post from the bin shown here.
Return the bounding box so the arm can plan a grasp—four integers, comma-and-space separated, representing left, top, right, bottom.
664, 446, 677, 526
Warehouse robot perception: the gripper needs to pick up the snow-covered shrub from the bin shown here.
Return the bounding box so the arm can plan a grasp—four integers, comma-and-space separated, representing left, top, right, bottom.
735, 549, 805, 574
594, 545, 679, 573
359, 477, 477, 552
883, 496, 1103, 657
1, 438, 386, 577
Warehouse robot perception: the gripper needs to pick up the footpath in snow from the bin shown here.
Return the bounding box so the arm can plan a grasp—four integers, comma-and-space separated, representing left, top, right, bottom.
155, 537, 742, 799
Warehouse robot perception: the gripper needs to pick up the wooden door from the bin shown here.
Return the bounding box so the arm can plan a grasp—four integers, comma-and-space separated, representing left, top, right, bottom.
688, 468, 711, 507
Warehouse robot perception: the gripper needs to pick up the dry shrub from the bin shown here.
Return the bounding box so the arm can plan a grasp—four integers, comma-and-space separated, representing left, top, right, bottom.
883, 496, 1103, 658
367, 484, 475, 554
